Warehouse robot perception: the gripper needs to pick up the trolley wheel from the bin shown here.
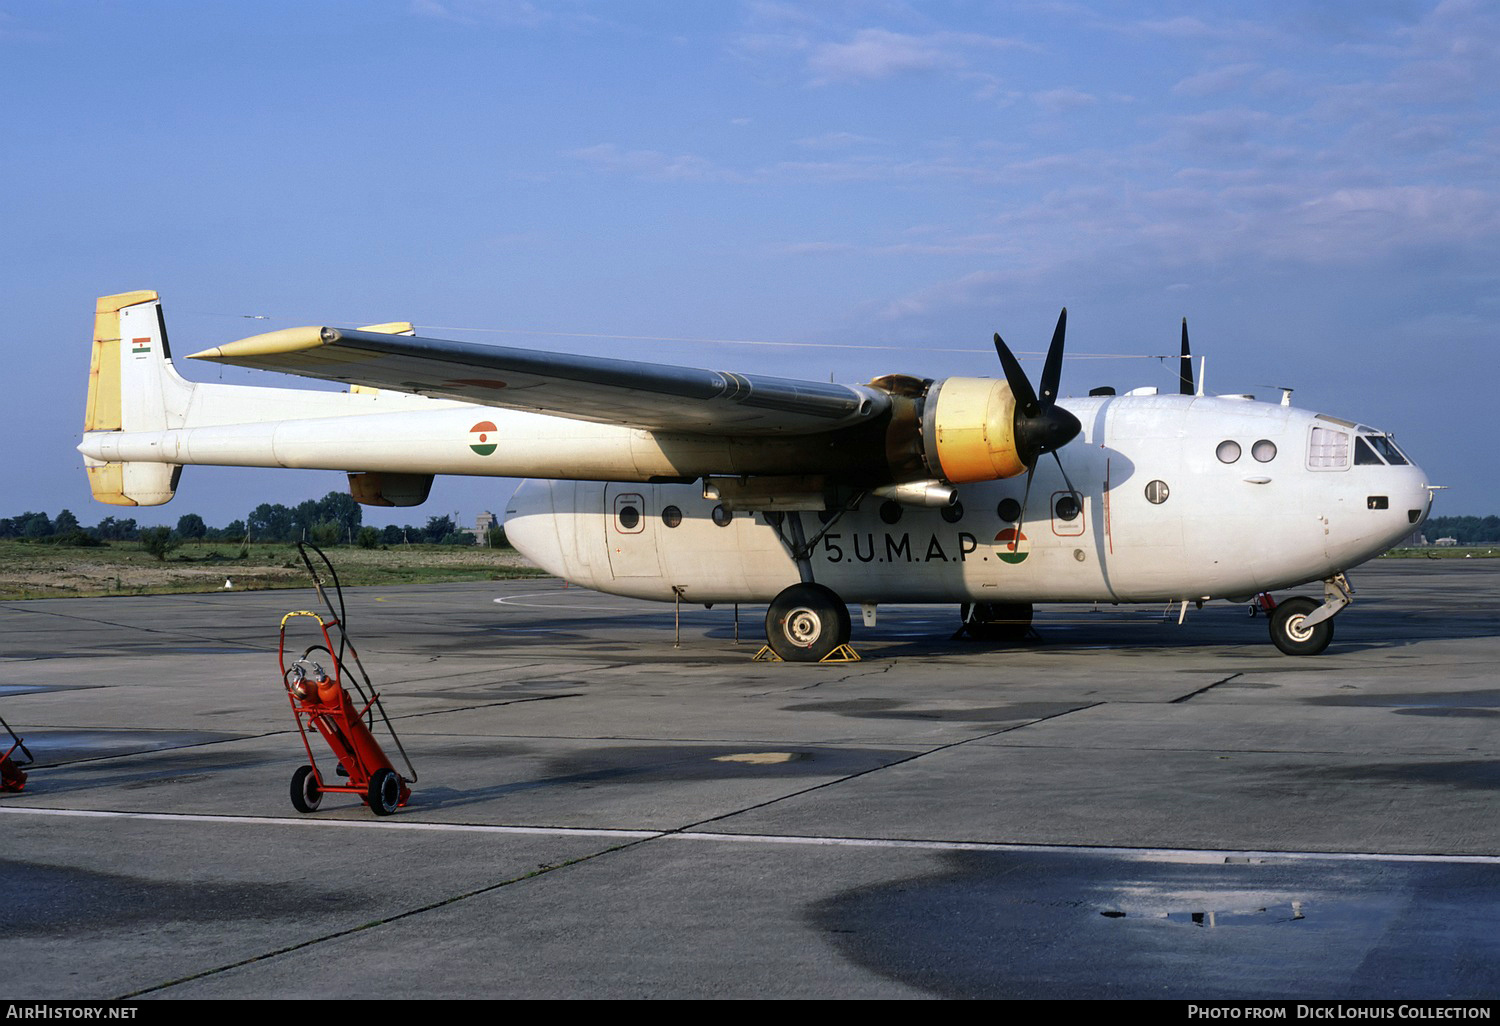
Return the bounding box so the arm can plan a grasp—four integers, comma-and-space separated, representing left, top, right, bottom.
368, 767, 401, 817
290, 764, 322, 813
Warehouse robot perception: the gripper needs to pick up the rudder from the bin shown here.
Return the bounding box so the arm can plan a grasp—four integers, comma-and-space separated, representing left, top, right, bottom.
84, 291, 191, 505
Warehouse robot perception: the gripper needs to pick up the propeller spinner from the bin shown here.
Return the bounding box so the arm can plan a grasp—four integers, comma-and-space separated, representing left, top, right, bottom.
992, 308, 1082, 467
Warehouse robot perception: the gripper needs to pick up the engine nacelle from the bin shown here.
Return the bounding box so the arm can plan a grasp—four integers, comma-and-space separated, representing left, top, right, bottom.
915, 377, 1027, 484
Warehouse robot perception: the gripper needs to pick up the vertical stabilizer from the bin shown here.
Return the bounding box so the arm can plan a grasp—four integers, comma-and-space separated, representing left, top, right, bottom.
84, 291, 192, 505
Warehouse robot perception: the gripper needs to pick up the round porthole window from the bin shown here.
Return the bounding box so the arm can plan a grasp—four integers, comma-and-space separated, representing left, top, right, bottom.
1055, 494, 1080, 521
618, 505, 640, 530
879, 500, 903, 525
1145, 480, 1170, 504
941, 502, 964, 524
997, 498, 1022, 522
711, 504, 733, 527
661, 505, 682, 528
1253, 439, 1277, 463
1216, 440, 1242, 464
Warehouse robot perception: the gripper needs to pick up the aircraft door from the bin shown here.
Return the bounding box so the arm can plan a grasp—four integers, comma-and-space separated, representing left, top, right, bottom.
604, 485, 663, 578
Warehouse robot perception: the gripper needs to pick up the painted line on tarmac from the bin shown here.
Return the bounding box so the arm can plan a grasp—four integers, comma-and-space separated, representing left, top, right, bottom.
5, 805, 1500, 864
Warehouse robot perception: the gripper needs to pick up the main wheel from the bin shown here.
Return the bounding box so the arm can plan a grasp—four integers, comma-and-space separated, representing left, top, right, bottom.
765, 583, 850, 662
367, 767, 401, 816
959, 602, 1033, 643
1269, 596, 1333, 656
290, 764, 322, 813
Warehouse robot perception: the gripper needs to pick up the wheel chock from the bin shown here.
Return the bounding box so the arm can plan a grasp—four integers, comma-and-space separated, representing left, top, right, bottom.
751, 644, 862, 663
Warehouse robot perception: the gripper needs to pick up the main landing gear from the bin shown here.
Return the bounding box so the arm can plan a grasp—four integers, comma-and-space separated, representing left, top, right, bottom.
764, 583, 853, 662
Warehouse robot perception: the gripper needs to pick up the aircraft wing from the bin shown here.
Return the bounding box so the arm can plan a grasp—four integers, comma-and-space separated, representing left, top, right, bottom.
189, 326, 888, 435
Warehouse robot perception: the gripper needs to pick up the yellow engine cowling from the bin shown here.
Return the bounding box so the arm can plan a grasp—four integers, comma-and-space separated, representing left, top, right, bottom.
917, 377, 1028, 484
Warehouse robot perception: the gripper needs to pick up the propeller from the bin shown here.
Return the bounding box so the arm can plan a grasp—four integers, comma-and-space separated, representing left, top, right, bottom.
993, 309, 1082, 551
992, 308, 1082, 467
1179, 318, 1194, 396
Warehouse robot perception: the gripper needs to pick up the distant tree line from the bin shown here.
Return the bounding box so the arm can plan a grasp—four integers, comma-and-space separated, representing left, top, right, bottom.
1, 492, 506, 549
1422, 516, 1500, 545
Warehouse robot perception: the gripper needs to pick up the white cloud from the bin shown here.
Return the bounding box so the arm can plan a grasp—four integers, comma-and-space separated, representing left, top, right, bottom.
569, 144, 745, 183
808, 28, 960, 82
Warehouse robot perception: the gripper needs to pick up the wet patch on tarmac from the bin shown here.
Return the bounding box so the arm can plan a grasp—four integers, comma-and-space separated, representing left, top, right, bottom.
780, 697, 1089, 724
809, 850, 1500, 999
1250, 759, 1500, 792
1303, 689, 1500, 709
0, 683, 101, 697
12, 728, 251, 767
1, 860, 370, 937
537, 743, 909, 785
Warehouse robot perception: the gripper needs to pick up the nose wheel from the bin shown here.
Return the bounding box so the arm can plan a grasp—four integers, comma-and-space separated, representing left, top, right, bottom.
1268, 596, 1334, 655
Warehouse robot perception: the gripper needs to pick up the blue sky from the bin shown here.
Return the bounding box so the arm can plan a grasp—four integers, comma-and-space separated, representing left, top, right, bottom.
4, 0, 1496, 527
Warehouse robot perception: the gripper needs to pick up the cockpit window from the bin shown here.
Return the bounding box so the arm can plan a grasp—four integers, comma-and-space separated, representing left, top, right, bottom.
1354, 436, 1384, 465
1364, 433, 1409, 465
1308, 426, 1349, 470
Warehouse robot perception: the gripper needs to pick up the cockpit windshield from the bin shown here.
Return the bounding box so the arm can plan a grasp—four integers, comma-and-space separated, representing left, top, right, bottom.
1364, 433, 1409, 465
1354, 431, 1409, 466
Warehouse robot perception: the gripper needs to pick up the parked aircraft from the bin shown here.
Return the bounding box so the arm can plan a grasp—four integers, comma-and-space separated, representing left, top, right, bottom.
79, 291, 1432, 660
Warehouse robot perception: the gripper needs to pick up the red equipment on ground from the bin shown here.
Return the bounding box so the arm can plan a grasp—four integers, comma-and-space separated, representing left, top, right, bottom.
278, 544, 416, 816
1, 714, 33, 793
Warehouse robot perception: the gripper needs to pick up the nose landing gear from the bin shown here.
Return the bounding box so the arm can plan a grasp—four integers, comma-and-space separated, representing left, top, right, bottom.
1265, 573, 1352, 656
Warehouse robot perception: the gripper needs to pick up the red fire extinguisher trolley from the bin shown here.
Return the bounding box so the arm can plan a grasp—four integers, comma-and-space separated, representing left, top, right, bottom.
278, 544, 416, 816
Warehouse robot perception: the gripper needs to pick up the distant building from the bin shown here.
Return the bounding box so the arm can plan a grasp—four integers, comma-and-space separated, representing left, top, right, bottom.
1435, 537, 1459, 547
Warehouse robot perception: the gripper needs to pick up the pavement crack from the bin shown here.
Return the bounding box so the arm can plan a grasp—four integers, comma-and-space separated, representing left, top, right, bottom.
1172, 672, 1245, 703
664, 701, 1102, 834
113, 837, 656, 1000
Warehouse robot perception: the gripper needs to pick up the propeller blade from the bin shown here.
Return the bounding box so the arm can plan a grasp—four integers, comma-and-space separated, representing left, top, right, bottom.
1039, 308, 1067, 407
1011, 465, 1036, 552
994, 309, 1082, 467
993, 332, 1040, 418
1179, 317, 1194, 396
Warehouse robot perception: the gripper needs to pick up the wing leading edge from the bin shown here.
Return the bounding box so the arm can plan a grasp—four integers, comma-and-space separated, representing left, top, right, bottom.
189, 326, 889, 436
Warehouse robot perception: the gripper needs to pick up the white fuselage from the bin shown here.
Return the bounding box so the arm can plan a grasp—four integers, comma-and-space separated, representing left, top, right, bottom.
505, 394, 1432, 606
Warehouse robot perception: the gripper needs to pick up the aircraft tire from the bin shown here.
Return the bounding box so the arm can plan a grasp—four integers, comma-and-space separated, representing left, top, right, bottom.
1269, 596, 1333, 656
765, 583, 850, 662
367, 768, 401, 817
290, 764, 322, 814
959, 602, 1033, 643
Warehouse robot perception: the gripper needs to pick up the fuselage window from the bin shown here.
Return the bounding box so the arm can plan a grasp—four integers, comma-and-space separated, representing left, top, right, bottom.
879, 500, 903, 525
1216, 440, 1241, 464
1145, 480, 1170, 504
1054, 494, 1081, 521
1252, 439, 1277, 463
711, 504, 733, 527
940, 502, 964, 524
997, 498, 1022, 522
661, 505, 682, 528
618, 505, 640, 530
1308, 427, 1350, 469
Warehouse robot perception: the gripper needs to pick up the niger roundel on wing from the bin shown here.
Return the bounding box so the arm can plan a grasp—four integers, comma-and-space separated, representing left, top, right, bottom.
995, 528, 1029, 564
469, 422, 498, 456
